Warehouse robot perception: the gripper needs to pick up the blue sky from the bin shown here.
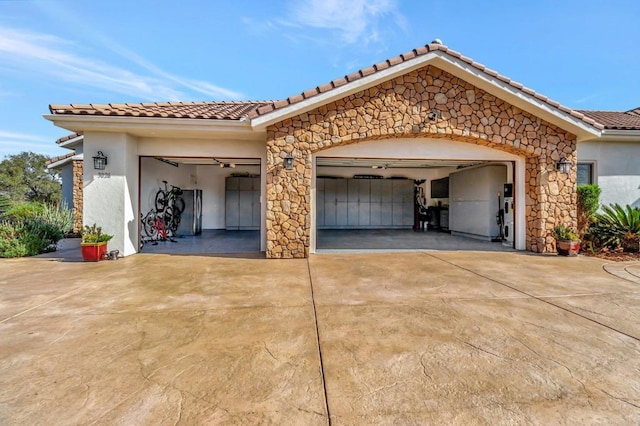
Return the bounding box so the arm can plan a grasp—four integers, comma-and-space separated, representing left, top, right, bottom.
1, 0, 639, 160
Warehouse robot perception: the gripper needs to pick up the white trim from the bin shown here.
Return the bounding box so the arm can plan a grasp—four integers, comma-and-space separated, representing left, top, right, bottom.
598, 129, 640, 141
57, 135, 84, 149
250, 51, 601, 141
44, 114, 263, 141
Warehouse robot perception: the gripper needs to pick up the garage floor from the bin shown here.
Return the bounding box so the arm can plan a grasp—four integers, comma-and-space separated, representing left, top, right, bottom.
141, 229, 260, 254
317, 229, 514, 252
2, 251, 640, 424
142, 228, 514, 255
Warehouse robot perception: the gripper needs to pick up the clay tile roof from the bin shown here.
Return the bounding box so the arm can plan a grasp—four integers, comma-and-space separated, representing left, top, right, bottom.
247, 42, 603, 130
49, 101, 274, 120
48, 43, 606, 132
45, 152, 75, 166
577, 109, 640, 130
56, 132, 83, 144
626, 106, 640, 117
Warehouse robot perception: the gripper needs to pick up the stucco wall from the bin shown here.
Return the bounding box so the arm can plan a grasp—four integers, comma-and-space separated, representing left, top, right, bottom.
266, 65, 578, 258
59, 162, 73, 212
83, 132, 139, 256
578, 140, 640, 208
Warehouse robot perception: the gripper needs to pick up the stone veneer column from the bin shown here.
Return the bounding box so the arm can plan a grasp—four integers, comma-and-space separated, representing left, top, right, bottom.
265, 65, 578, 258
265, 133, 312, 258
72, 159, 83, 234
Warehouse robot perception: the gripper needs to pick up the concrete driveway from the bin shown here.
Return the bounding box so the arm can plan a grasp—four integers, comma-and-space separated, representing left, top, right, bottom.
1, 251, 639, 424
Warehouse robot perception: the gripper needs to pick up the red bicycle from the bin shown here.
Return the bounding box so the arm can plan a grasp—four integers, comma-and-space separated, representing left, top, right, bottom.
141, 210, 175, 245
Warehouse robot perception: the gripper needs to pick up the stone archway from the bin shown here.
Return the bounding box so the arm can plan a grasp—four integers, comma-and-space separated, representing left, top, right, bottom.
265, 66, 577, 258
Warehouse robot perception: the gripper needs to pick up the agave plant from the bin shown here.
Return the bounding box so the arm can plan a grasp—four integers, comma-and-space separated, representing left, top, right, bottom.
590, 203, 640, 251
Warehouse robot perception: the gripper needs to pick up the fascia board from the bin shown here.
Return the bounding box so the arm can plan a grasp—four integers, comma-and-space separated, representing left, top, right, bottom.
43, 114, 263, 140
47, 153, 83, 169
598, 129, 640, 141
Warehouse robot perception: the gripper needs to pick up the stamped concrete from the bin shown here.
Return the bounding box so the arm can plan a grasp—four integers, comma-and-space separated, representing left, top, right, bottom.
1, 251, 639, 424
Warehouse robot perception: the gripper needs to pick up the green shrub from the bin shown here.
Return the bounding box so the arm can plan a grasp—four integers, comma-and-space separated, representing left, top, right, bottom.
81, 224, 113, 243
40, 202, 73, 235
577, 184, 601, 236
553, 224, 579, 241
590, 203, 640, 250
0, 194, 12, 215
0, 201, 69, 257
4, 202, 44, 222
0, 221, 29, 258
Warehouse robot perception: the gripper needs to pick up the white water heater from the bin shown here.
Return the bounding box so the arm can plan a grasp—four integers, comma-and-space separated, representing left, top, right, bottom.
503, 183, 514, 246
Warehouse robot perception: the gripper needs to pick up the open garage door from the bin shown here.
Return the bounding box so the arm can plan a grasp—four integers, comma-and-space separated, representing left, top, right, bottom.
139, 156, 262, 255
314, 156, 518, 253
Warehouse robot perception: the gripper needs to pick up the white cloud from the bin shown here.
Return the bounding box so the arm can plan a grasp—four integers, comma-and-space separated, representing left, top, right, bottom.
0, 131, 49, 142
284, 0, 405, 45
0, 26, 244, 101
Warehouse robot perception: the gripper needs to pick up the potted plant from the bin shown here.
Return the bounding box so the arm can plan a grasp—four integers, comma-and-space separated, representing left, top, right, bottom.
81, 224, 113, 262
553, 224, 580, 256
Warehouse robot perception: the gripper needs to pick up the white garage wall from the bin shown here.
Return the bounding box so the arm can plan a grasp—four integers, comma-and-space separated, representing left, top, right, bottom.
140, 157, 197, 216
578, 140, 640, 209
196, 165, 260, 229
449, 164, 507, 239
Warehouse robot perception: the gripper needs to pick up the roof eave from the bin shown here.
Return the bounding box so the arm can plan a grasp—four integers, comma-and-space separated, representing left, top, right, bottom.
44, 114, 264, 141
598, 128, 640, 141
250, 50, 601, 141
47, 153, 83, 169
57, 135, 84, 150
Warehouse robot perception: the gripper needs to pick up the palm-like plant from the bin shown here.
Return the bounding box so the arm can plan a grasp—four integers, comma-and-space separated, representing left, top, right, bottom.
590, 204, 640, 251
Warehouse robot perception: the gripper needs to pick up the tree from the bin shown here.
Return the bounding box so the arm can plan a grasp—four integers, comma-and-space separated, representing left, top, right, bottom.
0, 152, 61, 204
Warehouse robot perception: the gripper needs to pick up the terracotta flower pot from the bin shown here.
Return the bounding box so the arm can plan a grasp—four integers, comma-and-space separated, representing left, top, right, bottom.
81, 242, 108, 262
556, 240, 580, 257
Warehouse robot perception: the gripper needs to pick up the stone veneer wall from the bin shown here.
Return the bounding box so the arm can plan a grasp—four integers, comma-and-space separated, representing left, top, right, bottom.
265, 65, 578, 258
72, 159, 83, 233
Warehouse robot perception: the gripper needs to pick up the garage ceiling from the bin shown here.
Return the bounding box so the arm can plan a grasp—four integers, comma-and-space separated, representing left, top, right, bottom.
157, 157, 261, 166
154, 157, 488, 169
316, 158, 487, 169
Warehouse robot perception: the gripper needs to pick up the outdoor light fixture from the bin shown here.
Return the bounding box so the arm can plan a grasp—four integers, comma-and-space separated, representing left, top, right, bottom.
556, 157, 571, 174
427, 108, 440, 121
219, 163, 236, 168
284, 155, 294, 170
93, 151, 107, 170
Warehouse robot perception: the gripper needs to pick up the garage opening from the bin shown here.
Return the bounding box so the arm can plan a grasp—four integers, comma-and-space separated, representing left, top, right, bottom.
139, 156, 262, 255
314, 157, 516, 252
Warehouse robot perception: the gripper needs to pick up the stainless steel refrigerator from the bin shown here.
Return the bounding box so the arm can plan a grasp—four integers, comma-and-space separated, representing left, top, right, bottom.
177, 189, 202, 236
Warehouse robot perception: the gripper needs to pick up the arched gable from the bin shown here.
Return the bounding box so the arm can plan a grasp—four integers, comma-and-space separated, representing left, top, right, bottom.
266, 66, 577, 258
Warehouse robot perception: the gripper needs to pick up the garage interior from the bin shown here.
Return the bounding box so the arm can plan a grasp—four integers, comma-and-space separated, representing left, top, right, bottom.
139, 156, 262, 255
137, 153, 517, 255
315, 157, 516, 252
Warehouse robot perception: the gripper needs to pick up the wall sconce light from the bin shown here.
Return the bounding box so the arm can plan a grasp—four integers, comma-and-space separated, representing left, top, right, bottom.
284, 155, 294, 170
427, 109, 440, 121
93, 151, 107, 170
556, 157, 571, 174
